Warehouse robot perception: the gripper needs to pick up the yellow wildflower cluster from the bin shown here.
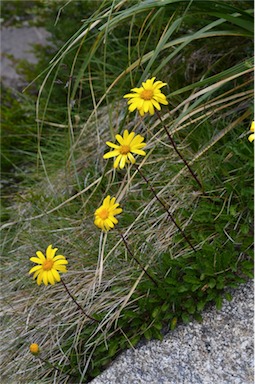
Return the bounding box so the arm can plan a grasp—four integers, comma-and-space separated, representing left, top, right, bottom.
29, 78, 168, 287
93, 77, 168, 232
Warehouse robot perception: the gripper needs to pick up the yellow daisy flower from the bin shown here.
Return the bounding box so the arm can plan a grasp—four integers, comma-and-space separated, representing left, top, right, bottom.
94, 195, 122, 231
29, 245, 68, 286
248, 121, 254, 142
29, 343, 40, 355
103, 129, 146, 169
123, 77, 168, 116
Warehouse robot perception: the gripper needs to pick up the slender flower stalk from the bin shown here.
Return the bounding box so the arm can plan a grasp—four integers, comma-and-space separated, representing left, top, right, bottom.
134, 164, 196, 252
155, 110, 204, 193
123, 78, 205, 193
29, 344, 78, 379
119, 231, 158, 287
61, 279, 99, 323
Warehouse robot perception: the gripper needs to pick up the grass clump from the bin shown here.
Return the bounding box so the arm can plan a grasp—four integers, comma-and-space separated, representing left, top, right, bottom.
1, 1, 254, 383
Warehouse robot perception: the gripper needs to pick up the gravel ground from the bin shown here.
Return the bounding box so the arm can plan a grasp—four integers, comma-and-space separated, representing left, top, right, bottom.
91, 280, 254, 384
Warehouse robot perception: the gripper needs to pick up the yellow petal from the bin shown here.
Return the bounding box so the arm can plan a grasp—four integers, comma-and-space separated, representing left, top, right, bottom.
53, 255, 67, 261
35, 251, 46, 262
112, 207, 123, 215
52, 268, 61, 281
114, 155, 122, 168
103, 195, 111, 206
128, 103, 139, 112
37, 272, 44, 286
109, 197, 116, 206
32, 269, 41, 279
105, 218, 114, 228
30, 257, 43, 264
106, 141, 119, 149
131, 149, 146, 156
115, 134, 125, 145
43, 272, 49, 286
128, 152, 136, 164
46, 245, 57, 259
151, 98, 161, 110
54, 259, 68, 266
119, 155, 127, 169
47, 270, 55, 285
29, 265, 42, 274
103, 150, 120, 159
123, 130, 129, 140
108, 215, 118, 224
148, 102, 155, 115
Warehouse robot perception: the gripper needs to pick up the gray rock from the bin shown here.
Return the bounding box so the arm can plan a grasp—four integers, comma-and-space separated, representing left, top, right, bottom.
92, 280, 254, 384
0, 26, 51, 88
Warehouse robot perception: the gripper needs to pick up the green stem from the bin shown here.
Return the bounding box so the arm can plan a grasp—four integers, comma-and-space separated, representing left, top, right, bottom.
37, 356, 78, 380
61, 279, 99, 323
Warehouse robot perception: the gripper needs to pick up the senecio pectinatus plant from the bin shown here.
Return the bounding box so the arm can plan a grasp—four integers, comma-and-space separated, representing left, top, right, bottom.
28, 77, 254, 381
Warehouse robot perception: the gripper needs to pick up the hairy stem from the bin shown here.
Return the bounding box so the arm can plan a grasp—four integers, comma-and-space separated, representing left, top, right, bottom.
119, 231, 158, 287
156, 110, 204, 193
135, 164, 196, 252
61, 279, 99, 322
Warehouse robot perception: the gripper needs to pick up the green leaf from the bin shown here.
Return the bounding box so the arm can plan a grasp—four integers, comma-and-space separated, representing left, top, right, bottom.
170, 317, 178, 330
187, 304, 196, 314
215, 296, 223, 310
183, 275, 200, 284
144, 328, 152, 341
244, 270, 254, 279
130, 336, 140, 348
206, 12, 254, 34
182, 313, 190, 324
193, 313, 203, 323
153, 328, 163, 341
177, 285, 189, 293
152, 307, 160, 319
197, 300, 206, 312
241, 224, 249, 234
153, 321, 163, 331
165, 277, 178, 285
161, 303, 170, 312
208, 278, 216, 289
191, 284, 201, 292
225, 292, 232, 302
242, 260, 254, 270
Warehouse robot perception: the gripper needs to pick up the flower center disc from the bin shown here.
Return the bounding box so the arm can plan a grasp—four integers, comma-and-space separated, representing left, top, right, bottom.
141, 89, 153, 100
43, 259, 54, 271
119, 145, 130, 154
99, 208, 109, 220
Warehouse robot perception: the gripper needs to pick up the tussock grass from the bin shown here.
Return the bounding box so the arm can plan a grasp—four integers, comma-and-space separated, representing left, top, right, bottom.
1, 0, 253, 383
